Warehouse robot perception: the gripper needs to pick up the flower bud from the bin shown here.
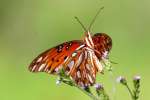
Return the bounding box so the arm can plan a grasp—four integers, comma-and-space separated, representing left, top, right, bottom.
116, 76, 127, 85
94, 83, 104, 91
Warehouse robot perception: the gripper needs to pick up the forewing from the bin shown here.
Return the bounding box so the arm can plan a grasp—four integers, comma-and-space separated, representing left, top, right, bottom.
29, 40, 84, 74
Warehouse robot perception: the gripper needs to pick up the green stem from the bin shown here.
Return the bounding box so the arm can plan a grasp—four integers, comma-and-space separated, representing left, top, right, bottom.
125, 84, 134, 100
61, 77, 99, 100
75, 84, 99, 100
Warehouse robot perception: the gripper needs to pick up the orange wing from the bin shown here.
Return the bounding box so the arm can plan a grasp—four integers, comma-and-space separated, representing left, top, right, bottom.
29, 40, 84, 74
29, 40, 100, 87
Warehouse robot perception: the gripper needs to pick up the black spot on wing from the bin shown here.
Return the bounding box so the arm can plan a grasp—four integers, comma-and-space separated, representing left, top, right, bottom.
56, 44, 63, 53
64, 56, 67, 60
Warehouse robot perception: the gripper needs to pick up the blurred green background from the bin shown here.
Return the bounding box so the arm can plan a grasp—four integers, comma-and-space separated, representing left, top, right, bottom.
0, 0, 149, 100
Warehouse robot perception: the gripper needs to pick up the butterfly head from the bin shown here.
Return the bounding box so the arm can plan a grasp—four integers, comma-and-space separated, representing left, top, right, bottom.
92, 33, 112, 59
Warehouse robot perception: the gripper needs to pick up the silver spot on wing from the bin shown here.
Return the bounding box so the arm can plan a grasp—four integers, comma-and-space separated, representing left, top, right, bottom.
77, 71, 81, 78
72, 52, 77, 57
38, 64, 46, 71
67, 60, 74, 69
87, 74, 94, 84
86, 64, 90, 71
32, 65, 37, 71
76, 53, 83, 67
37, 57, 43, 62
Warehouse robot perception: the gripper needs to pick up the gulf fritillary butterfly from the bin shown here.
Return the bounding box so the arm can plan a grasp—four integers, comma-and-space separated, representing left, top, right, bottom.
29, 7, 112, 87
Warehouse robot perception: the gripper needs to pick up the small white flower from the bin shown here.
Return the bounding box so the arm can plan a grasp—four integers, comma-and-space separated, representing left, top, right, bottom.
116, 76, 127, 85
94, 83, 103, 90
116, 76, 123, 83
134, 76, 141, 81
56, 78, 61, 85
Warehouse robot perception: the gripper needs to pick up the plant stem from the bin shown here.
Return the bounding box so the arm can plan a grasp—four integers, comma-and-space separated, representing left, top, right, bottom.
61, 77, 99, 100
75, 84, 99, 100
125, 84, 134, 100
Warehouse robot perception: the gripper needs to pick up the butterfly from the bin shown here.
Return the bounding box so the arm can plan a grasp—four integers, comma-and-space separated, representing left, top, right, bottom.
28, 7, 112, 87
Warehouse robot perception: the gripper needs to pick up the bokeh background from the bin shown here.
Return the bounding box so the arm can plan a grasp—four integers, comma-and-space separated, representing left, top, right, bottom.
0, 0, 150, 100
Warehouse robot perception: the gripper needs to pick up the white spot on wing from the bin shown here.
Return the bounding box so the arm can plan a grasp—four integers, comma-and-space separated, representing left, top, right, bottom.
64, 57, 69, 62
37, 57, 43, 62
76, 45, 85, 50
88, 74, 93, 83
38, 64, 45, 71
88, 50, 95, 68
77, 71, 81, 78
32, 65, 37, 71
55, 65, 62, 73
86, 64, 90, 71
76, 53, 83, 67
45, 64, 49, 71
72, 52, 77, 57
48, 70, 51, 73
67, 61, 74, 69
93, 54, 103, 72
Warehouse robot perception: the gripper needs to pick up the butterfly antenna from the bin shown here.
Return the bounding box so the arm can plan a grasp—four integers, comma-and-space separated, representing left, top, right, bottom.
88, 7, 104, 31
75, 16, 87, 32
